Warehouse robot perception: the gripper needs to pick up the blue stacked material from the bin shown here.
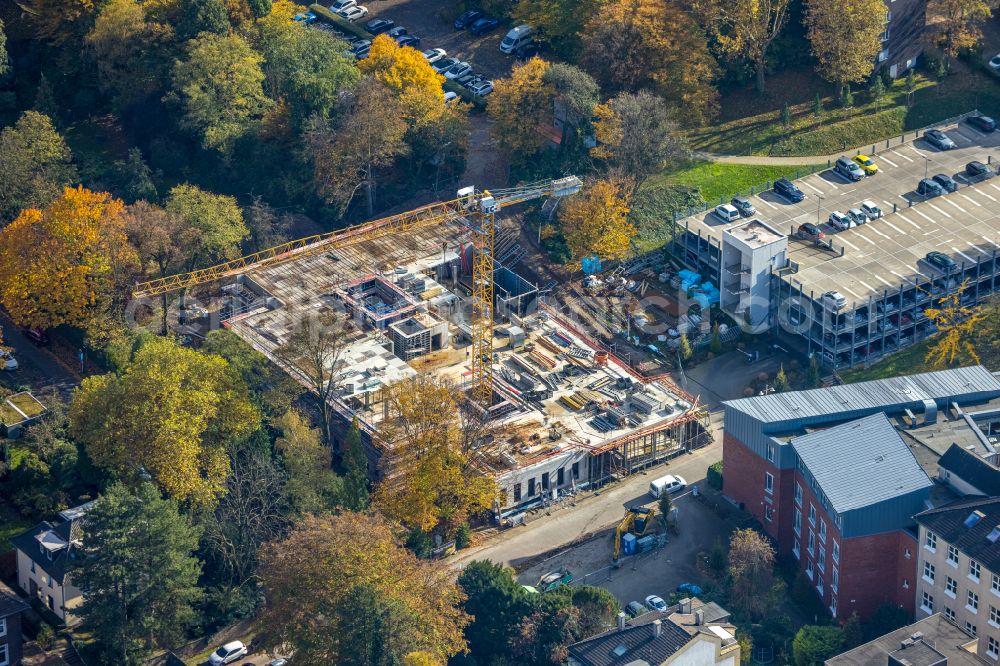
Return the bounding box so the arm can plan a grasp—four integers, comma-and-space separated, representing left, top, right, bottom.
692, 281, 720, 309
678, 269, 701, 292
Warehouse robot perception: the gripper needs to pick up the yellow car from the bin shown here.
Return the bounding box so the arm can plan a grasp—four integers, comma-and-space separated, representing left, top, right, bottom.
853, 154, 879, 175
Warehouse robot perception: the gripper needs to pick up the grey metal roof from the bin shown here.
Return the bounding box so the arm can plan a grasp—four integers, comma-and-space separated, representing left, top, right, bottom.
791, 412, 933, 513
725, 366, 1000, 426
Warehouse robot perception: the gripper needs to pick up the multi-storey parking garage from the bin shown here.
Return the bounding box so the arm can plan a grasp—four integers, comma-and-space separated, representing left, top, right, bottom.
672, 114, 1000, 370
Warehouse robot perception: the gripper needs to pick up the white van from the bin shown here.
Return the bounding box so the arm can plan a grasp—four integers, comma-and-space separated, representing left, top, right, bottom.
649, 474, 686, 499
714, 203, 740, 223
500, 25, 533, 54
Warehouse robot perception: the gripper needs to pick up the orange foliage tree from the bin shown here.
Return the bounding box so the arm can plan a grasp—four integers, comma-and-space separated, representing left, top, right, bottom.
359, 35, 446, 123
0, 186, 137, 332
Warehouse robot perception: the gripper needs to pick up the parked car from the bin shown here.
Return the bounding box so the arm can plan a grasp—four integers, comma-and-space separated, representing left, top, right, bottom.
967, 115, 997, 132
443, 61, 473, 80
0, 350, 18, 371
827, 211, 854, 231
454, 9, 484, 29
422, 48, 446, 63
431, 57, 458, 73
925, 251, 956, 272
835, 156, 864, 181
500, 24, 534, 53
967, 161, 993, 180
933, 173, 957, 192
337, 5, 367, 21
990, 53, 1000, 70
852, 154, 879, 175
625, 601, 647, 618
822, 290, 848, 310
387, 25, 407, 38
267, 661, 288, 666
455, 71, 482, 86
645, 595, 668, 612
797, 222, 824, 241
917, 178, 943, 197
354, 45, 370, 59
860, 200, 883, 219
649, 474, 686, 498
846, 208, 868, 226
468, 80, 494, 97
470, 17, 500, 35
924, 129, 957, 150
714, 203, 740, 223
363, 17, 395, 34
329, 0, 355, 10
676, 583, 703, 596
774, 177, 804, 202
730, 196, 756, 217
538, 569, 573, 592
443, 91, 459, 104
396, 34, 421, 48
209, 641, 248, 666
514, 42, 542, 58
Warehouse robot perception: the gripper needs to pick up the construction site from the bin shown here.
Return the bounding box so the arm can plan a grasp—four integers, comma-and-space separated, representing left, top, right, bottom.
134, 180, 712, 516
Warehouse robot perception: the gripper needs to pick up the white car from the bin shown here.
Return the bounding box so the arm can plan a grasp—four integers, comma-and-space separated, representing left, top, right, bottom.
443, 91, 459, 104
0, 350, 17, 371
422, 48, 446, 64
859, 200, 883, 219
329, 0, 355, 11
468, 80, 494, 97
645, 594, 668, 612
338, 5, 368, 21
822, 290, 848, 310
990, 53, 1000, 70
827, 211, 854, 232
208, 641, 248, 666
443, 61, 473, 80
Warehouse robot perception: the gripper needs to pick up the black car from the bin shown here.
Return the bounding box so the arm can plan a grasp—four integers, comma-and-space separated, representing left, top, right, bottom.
364, 17, 395, 34
967, 115, 997, 133
925, 251, 956, 272
454, 9, 483, 29
387, 26, 407, 38
774, 177, 804, 202
917, 178, 943, 197
966, 161, 993, 180
469, 17, 499, 35
924, 129, 957, 150
22, 328, 49, 346
514, 42, 541, 58
396, 34, 421, 48
932, 173, 957, 192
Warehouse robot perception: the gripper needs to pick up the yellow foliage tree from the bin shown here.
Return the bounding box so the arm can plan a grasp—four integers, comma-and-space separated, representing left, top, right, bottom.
0, 186, 137, 332
559, 177, 635, 262
487, 56, 554, 162
924, 280, 986, 368
804, 0, 886, 95
373, 376, 497, 537
715, 0, 791, 94
929, 0, 996, 60
359, 35, 445, 123
69, 336, 260, 506
403, 653, 442, 666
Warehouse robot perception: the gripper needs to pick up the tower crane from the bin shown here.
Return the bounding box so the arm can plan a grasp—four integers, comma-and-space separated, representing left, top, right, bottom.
133, 176, 583, 410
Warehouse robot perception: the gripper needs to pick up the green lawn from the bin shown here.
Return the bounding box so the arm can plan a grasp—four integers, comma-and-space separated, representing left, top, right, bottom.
0, 503, 32, 554
687, 67, 1000, 157
838, 338, 935, 383
649, 161, 823, 205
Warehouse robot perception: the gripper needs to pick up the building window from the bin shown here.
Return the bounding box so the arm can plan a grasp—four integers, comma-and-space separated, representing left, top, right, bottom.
832, 540, 840, 564
819, 520, 827, 543
880, 28, 889, 42
966, 622, 977, 637
767, 445, 775, 463
922, 592, 934, 613
30, 560, 35, 574
830, 596, 838, 618
765, 505, 774, 522
926, 531, 937, 551
993, 573, 1000, 596
794, 508, 802, 535
541, 472, 550, 491
817, 573, 824, 594
0, 643, 9, 666
946, 576, 957, 597
808, 531, 816, 556
878, 48, 889, 63
832, 567, 839, 592
903, 578, 910, 590
809, 504, 817, 527
990, 605, 1000, 627
0, 617, 5, 638
945, 606, 956, 621
968, 590, 980, 613
989, 636, 999, 659
527, 478, 535, 496
557, 467, 565, 486
513, 483, 521, 502
46, 595, 54, 611
793, 540, 801, 560
924, 561, 936, 583
806, 559, 814, 580
819, 548, 826, 573
795, 483, 803, 507
572, 462, 579, 479
765, 472, 774, 494
948, 545, 959, 567
971, 560, 982, 582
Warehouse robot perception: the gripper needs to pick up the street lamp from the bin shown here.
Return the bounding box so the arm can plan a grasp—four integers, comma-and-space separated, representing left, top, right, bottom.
924, 156, 931, 179
815, 193, 825, 224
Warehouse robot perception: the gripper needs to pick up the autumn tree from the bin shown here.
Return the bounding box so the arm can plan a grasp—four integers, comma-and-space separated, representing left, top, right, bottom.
559, 177, 635, 262
0, 186, 136, 332
22, 0, 97, 46
171, 31, 272, 155
254, 0, 360, 121
273, 409, 343, 514
164, 184, 249, 269
305, 79, 409, 215
0, 111, 78, 221
924, 280, 985, 368
0, 19, 9, 79
69, 336, 260, 505
571, 586, 619, 638
805, 0, 886, 96
716, 0, 790, 93
542, 63, 599, 148
929, 0, 997, 61
591, 91, 687, 191
360, 34, 445, 123
74, 483, 203, 665
792, 626, 845, 666
487, 57, 554, 164
512, 0, 601, 57
256, 512, 470, 663
580, 0, 719, 124
373, 375, 497, 539
727, 528, 780, 620
511, 601, 581, 665
177, 0, 231, 40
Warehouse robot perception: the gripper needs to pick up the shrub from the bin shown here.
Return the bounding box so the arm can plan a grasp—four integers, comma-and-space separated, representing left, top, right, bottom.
455, 523, 471, 549
707, 461, 723, 490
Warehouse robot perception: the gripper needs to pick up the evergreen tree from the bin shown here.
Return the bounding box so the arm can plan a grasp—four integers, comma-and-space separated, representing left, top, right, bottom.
813, 92, 823, 118
33, 74, 59, 125
710, 322, 723, 354
0, 19, 9, 79
247, 0, 272, 18
178, 0, 231, 41
341, 417, 370, 511
74, 483, 203, 665
774, 364, 789, 392
781, 101, 791, 126
870, 75, 885, 112
113, 147, 158, 203
840, 83, 853, 108
807, 356, 821, 388
678, 333, 693, 361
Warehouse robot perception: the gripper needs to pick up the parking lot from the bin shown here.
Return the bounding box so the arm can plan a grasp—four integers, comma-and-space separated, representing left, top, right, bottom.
684, 117, 1000, 309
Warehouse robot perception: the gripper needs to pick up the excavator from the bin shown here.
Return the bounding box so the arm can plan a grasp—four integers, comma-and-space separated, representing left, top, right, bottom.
611, 506, 657, 566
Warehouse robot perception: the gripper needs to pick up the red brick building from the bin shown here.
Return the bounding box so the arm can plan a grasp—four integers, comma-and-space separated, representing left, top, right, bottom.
722, 367, 1000, 621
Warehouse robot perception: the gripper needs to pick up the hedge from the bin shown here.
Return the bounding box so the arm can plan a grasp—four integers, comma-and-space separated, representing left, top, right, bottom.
707, 461, 723, 490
